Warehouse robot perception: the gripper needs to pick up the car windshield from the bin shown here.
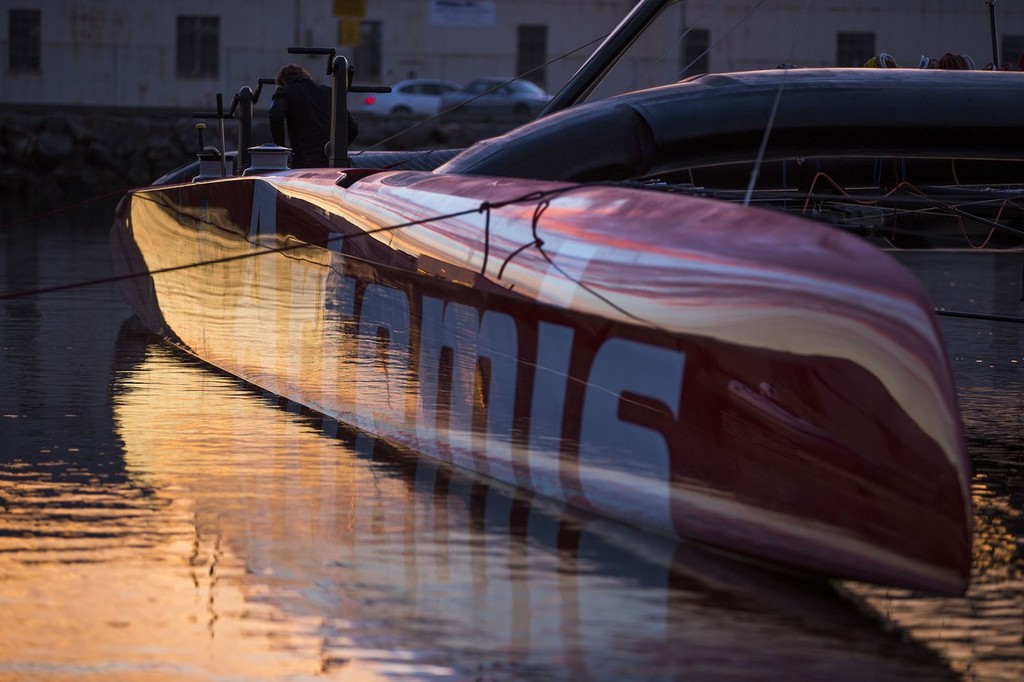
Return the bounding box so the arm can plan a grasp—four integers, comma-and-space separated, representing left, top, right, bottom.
404, 83, 453, 95
508, 80, 545, 95
465, 79, 544, 95
465, 80, 500, 94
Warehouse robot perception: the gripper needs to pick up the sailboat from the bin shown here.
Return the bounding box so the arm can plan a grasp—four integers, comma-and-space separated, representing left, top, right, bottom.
112, 0, 1024, 595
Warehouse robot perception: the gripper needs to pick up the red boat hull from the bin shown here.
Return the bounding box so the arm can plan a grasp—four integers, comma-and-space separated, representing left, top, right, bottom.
111, 169, 972, 594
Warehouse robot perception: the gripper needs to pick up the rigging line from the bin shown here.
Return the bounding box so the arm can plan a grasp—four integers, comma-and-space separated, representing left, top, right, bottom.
0, 187, 129, 231
936, 308, 1024, 324
802, 172, 897, 211
351, 34, 607, 156
743, 71, 787, 207
795, 175, 1022, 213
498, 199, 661, 329
799, 173, 1024, 240
679, 0, 785, 207
0, 245, 283, 301
896, 183, 1024, 241
958, 197, 1019, 249
356, 148, 459, 172
0, 185, 576, 302
632, 4, 713, 89
0, 205, 482, 301
497, 201, 548, 281
797, 212, 987, 240
675, 0, 769, 80
739, 0, 811, 203
538, 235, 661, 329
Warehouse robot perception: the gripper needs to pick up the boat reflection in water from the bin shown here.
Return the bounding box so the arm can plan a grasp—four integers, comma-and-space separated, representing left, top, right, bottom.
107, 320, 956, 680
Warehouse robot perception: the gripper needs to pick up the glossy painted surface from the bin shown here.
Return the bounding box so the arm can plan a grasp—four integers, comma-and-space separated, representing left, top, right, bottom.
110, 168, 972, 594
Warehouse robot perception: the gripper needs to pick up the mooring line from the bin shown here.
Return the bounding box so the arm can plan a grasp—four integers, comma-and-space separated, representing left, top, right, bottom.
1, 188, 129, 231
0, 185, 576, 301
935, 308, 1024, 324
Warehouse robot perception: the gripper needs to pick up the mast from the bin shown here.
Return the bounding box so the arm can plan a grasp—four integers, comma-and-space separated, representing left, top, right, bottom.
540, 0, 678, 116
987, 0, 1000, 69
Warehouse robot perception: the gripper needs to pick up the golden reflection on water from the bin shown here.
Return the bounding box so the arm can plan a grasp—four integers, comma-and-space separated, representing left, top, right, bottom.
103, 340, 644, 679
844, 473, 1024, 681
840, 302, 1024, 681
1, 327, 971, 681
0, 343, 392, 680
0, 472, 359, 680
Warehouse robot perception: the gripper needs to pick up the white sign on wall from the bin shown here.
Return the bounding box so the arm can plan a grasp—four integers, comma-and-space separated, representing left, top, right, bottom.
428, 0, 496, 27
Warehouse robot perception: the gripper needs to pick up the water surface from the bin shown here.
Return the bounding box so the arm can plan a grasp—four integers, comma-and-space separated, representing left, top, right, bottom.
0, 205, 1020, 680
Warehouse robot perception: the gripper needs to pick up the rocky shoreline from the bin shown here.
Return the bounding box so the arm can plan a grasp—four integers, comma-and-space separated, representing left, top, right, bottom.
1, 105, 506, 222
2, 106, 201, 220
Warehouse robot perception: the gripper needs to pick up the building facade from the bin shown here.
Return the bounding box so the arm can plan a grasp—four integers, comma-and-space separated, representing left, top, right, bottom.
2, 0, 1022, 110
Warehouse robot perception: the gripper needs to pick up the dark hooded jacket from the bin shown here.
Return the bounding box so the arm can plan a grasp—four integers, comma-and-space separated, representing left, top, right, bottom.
269, 76, 358, 168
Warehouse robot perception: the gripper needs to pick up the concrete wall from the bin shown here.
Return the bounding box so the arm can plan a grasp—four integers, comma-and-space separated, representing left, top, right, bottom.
0, 0, 339, 109
689, 1, 1023, 73
6, 1, 1018, 112
0, 0, 659, 109
360, 0, 683, 95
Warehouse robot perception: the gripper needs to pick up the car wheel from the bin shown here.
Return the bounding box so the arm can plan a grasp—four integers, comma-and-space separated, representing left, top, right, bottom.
392, 105, 414, 118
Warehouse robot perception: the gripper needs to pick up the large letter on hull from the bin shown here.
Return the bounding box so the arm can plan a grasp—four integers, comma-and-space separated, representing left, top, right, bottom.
578, 339, 685, 533
416, 298, 518, 475
526, 322, 575, 499
477, 310, 518, 480
356, 284, 411, 435
419, 299, 479, 464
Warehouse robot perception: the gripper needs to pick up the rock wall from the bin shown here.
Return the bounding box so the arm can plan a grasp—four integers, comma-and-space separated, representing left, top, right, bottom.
0, 106, 250, 220
1, 105, 509, 222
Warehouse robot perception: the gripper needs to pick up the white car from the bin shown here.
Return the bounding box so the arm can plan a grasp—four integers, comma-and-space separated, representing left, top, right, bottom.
350, 78, 462, 118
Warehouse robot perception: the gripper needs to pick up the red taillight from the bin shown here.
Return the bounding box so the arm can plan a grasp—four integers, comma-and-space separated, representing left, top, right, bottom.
364, 95, 376, 105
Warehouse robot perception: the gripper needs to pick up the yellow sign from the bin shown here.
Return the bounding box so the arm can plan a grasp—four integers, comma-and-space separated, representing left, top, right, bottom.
332, 0, 366, 16
337, 18, 361, 47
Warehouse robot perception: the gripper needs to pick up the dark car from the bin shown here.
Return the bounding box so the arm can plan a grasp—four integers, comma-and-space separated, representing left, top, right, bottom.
440, 78, 552, 121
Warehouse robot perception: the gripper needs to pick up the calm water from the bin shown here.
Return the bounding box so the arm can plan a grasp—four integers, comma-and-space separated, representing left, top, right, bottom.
1, 202, 1021, 681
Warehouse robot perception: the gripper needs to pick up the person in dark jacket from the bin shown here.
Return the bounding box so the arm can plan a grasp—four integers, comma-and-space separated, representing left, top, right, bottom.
269, 63, 358, 168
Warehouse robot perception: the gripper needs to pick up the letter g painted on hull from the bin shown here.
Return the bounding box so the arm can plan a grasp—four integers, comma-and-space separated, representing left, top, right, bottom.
577, 339, 685, 533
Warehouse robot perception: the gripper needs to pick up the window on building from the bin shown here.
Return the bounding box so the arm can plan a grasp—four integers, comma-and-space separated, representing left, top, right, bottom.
1001, 35, 1024, 68
8, 9, 41, 72
176, 16, 219, 78
354, 21, 381, 82
516, 25, 547, 88
680, 27, 709, 78
836, 32, 875, 67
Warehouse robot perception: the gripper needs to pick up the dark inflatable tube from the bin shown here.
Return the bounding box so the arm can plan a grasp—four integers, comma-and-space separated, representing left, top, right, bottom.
437, 68, 1024, 182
